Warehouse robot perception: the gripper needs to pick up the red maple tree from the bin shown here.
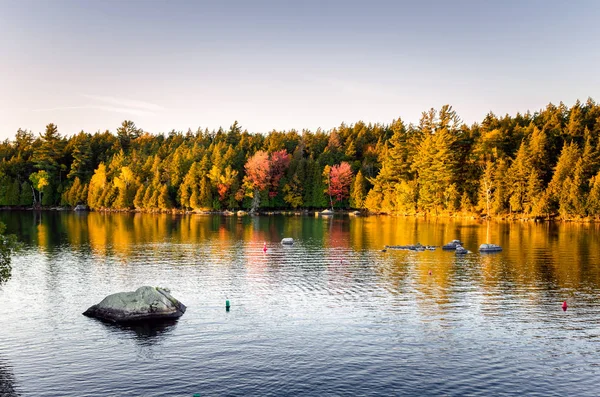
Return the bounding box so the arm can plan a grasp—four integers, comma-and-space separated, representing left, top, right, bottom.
268, 150, 290, 198
328, 162, 353, 204
245, 151, 270, 191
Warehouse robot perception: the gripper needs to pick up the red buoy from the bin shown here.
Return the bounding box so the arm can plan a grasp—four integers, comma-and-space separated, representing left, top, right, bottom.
562, 301, 568, 311
263, 242, 267, 253
428, 270, 432, 275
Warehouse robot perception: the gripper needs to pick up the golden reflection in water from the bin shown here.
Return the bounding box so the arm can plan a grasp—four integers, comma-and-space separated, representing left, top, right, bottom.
35, 221, 50, 252
17, 212, 600, 293
360, 217, 600, 293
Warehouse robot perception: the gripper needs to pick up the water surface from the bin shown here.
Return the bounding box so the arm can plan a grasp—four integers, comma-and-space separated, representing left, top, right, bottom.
1, 212, 599, 396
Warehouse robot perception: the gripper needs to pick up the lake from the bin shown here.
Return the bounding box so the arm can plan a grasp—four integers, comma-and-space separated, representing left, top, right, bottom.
1, 211, 599, 396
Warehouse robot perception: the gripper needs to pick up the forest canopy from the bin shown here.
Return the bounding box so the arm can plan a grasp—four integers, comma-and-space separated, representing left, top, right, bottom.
2, 100, 600, 220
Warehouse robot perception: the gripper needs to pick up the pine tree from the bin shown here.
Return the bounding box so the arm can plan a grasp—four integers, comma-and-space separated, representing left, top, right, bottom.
19, 182, 32, 206
133, 184, 146, 210
282, 174, 303, 208
546, 142, 581, 215
350, 170, 366, 209
198, 177, 213, 209
158, 184, 172, 210
142, 184, 154, 210
67, 132, 93, 181
491, 159, 509, 215
33, 123, 61, 174
587, 172, 600, 217
508, 141, 530, 213
6, 179, 20, 206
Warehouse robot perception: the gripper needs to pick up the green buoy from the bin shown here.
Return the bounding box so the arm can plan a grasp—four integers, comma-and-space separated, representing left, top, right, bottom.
226, 299, 230, 311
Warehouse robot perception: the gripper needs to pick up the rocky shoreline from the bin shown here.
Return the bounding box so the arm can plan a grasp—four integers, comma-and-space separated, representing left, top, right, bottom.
2, 205, 599, 222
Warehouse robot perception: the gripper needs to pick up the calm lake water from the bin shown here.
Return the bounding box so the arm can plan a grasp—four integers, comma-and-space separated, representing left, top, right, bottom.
1, 211, 600, 396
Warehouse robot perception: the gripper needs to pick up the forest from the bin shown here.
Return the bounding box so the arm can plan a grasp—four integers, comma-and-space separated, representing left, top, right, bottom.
1, 99, 600, 220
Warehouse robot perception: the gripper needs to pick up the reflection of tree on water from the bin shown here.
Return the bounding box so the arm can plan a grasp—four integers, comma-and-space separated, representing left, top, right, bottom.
0, 221, 19, 286
0, 259, 10, 285
0, 358, 20, 397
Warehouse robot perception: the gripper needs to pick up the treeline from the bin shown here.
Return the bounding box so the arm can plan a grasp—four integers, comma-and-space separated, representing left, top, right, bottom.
1, 99, 600, 219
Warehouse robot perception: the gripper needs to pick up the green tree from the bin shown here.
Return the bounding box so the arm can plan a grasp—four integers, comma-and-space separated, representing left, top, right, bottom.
19, 182, 33, 206
33, 123, 62, 174
116, 120, 142, 152
67, 131, 93, 181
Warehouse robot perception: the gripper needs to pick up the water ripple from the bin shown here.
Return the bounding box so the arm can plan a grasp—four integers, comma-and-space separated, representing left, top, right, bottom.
1, 214, 600, 396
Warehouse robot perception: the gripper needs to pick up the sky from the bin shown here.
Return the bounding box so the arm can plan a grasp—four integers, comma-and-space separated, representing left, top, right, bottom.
1, 0, 599, 139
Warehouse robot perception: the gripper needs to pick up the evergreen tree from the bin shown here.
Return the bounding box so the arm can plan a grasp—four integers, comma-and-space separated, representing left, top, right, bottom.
508, 141, 530, 213
587, 172, 600, 217
67, 132, 93, 181
133, 184, 146, 210
350, 170, 366, 209
19, 182, 32, 206
33, 123, 62, 174
158, 184, 172, 210
491, 159, 509, 214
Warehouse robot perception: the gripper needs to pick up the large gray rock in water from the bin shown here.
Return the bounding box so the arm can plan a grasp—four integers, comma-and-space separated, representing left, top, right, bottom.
83, 286, 186, 323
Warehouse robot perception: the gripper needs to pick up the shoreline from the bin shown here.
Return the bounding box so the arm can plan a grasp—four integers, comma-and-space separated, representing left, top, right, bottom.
1, 206, 599, 223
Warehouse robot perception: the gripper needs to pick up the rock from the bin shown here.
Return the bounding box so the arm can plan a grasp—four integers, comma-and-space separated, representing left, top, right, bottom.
74, 204, 88, 211
479, 243, 502, 253
455, 245, 468, 254
281, 237, 294, 245
442, 240, 463, 250
83, 286, 186, 323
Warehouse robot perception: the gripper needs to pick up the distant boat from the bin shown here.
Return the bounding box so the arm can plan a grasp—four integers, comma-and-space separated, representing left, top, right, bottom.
479, 243, 502, 253
281, 237, 294, 245
442, 240, 463, 250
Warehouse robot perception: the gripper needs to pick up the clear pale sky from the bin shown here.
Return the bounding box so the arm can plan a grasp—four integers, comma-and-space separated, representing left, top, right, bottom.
1, 0, 599, 139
